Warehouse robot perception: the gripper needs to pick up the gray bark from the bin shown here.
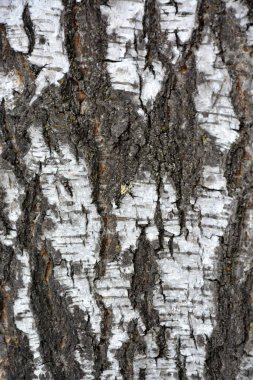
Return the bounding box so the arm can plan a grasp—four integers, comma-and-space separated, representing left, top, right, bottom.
0, 0, 252, 379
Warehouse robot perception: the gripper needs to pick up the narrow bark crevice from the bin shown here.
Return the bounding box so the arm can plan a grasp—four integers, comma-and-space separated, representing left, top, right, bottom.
0, 187, 12, 240
156, 325, 169, 360
117, 320, 146, 380
139, 367, 146, 379
0, 99, 27, 182
93, 298, 112, 379
176, 337, 187, 380
0, 257, 35, 380
129, 230, 159, 330
22, 4, 35, 55
17, 173, 41, 251
129, 230, 169, 361
154, 169, 165, 250
143, 0, 162, 67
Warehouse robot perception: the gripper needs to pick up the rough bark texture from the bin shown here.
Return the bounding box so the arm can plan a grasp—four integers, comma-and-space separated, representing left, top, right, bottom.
0, 0, 252, 379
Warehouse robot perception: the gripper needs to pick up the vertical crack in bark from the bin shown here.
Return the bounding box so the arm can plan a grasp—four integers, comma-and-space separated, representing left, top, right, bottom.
0, 245, 35, 380
176, 337, 187, 380
129, 227, 171, 371
143, 0, 161, 67
22, 4, 35, 56
154, 169, 165, 250
93, 298, 112, 379
18, 173, 41, 251
130, 229, 159, 330
0, 99, 23, 179
117, 320, 146, 380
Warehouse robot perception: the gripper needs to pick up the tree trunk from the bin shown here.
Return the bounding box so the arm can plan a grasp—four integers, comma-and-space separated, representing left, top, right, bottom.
0, 0, 252, 379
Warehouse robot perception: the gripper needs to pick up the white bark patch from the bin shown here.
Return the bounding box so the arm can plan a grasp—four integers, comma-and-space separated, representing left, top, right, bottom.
100, 1, 165, 112
0, 0, 69, 107
0, 70, 25, 110
152, 166, 233, 379
0, 165, 47, 377
24, 126, 101, 375
158, 0, 198, 63
0, 168, 22, 246
195, 33, 240, 150
28, 0, 69, 103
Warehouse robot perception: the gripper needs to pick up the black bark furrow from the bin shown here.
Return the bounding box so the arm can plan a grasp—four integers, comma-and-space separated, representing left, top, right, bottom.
22, 4, 35, 56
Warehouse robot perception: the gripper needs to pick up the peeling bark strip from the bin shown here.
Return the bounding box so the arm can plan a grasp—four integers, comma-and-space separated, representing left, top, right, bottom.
0, 0, 252, 379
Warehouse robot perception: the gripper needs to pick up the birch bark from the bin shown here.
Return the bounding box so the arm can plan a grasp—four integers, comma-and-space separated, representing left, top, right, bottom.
0, 1, 252, 379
